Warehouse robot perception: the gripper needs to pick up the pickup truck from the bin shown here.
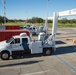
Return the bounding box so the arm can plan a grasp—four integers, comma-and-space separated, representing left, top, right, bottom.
0, 33, 54, 60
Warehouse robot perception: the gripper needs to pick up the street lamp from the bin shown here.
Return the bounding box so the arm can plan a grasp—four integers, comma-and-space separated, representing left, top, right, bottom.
45, 0, 49, 31
46, 0, 49, 18
2, 0, 6, 25
25, 12, 28, 24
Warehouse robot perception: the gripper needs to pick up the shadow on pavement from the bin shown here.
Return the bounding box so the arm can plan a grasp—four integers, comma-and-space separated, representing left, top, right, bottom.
0, 45, 76, 68
52, 45, 76, 55
56, 41, 66, 44
0, 60, 43, 68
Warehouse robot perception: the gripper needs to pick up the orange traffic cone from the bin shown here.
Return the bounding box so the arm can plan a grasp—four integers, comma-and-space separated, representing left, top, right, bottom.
72, 40, 76, 43
65, 38, 68, 41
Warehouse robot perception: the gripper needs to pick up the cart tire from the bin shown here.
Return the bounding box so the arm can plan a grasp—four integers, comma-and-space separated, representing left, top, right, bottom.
1, 51, 10, 60
43, 49, 52, 56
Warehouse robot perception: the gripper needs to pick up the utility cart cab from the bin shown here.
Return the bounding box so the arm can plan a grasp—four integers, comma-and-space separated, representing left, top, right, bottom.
0, 33, 30, 60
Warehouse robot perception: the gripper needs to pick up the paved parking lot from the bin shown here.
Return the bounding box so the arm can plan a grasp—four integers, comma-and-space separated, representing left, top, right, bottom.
0, 28, 76, 75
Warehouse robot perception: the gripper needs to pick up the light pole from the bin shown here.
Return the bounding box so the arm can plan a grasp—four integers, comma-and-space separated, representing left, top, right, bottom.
25, 12, 28, 24
46, 0, 49, 19
45, 0, 49, 31
2, 0, 6, 25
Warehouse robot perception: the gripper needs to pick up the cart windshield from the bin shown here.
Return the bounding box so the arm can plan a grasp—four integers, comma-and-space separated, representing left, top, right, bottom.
6, 37, 14, 43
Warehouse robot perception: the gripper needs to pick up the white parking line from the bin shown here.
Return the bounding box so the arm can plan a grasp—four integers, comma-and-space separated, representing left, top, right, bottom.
21, 70, 50, 75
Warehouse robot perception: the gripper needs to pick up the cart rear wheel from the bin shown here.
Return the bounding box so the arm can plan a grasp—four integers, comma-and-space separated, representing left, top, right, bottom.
43, 49, 52, 56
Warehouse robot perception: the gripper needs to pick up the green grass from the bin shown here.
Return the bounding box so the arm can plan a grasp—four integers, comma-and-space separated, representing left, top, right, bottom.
48, 23, 76, 28
58, 23, 76, 28
1, 22, 76, 28
2, 22, 26, 26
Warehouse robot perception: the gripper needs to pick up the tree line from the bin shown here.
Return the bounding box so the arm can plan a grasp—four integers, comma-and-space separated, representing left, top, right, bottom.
0, 15, 76, 25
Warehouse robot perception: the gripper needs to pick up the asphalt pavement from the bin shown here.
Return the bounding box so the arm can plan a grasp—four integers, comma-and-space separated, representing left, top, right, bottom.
0, 28, 76, 75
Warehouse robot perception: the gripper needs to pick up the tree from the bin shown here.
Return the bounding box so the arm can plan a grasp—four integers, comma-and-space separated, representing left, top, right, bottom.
0, 16, 4, 25
48, 20, 52, 23
27, 17, 44, 23
0, 15, 8, 25
59, 18, 68, 25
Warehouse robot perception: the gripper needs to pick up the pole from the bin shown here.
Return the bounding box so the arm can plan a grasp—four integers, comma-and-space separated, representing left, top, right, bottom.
45, 0, 49, 31
25, 12, 28, 24
2, 0, 6, 25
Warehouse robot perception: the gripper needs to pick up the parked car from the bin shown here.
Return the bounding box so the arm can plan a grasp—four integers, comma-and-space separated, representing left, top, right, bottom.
20, 25, 31, 30
29, 26, 36, 35
25, 25, 31, 29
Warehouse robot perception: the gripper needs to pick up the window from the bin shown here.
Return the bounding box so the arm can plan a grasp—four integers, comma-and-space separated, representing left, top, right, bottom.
15, 38, 20, 43
22, 38, 28, 44
10, 38, 20, 44
11, 40, 15, 44
6, 37, 14, 43
33, 28, 35, 29
30, 28, 32, 30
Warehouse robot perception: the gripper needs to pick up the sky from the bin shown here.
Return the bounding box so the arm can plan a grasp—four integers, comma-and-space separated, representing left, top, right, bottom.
0, 0, 76, 20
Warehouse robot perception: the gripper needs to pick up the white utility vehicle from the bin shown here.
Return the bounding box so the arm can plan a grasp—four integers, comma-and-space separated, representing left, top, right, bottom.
22, 25, 37, 35
0, 33, 54, 60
